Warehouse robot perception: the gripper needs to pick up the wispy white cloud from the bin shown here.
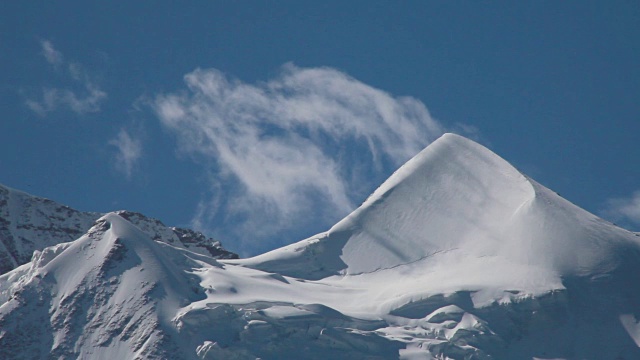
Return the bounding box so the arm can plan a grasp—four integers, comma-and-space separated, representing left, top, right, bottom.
153, 64, 446, 254
26, 85, 107, 116
109, 129, 142, 180
26, 40, 107, 116
603, 191, 640, 228
40, 40, 63, 67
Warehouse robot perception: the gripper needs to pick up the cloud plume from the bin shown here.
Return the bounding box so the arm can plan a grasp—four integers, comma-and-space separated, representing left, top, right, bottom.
153, 64, 444, 254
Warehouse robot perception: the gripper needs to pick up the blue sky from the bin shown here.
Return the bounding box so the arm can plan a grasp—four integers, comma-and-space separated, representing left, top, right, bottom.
1, 2, 639, 255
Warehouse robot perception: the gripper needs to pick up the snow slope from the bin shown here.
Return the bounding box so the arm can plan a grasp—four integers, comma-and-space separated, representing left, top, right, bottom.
2, 133, 640, 359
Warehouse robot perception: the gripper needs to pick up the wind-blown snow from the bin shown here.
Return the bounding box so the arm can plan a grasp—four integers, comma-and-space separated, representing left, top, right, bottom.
2, 133, 640, 359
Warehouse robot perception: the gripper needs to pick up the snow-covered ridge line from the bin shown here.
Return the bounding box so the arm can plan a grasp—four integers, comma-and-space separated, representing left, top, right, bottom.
0, 184, 237, 274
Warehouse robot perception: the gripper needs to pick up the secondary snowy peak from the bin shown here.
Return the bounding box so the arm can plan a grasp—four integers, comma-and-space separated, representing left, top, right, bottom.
0, 184, 237, 274
113, 210, 238, 260
243, 133, 639, 282
0, 213, 212, 359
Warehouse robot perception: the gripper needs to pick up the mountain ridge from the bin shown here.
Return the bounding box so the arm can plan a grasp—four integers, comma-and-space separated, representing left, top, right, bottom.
2, 133, 640, 359
0, 184, 238, 274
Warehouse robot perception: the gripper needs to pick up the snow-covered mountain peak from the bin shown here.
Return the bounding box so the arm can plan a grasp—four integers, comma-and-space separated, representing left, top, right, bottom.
242, 133, 639, 286
329, 132, 537, 272
0, 212, 211, 359
346, 132, 534, 218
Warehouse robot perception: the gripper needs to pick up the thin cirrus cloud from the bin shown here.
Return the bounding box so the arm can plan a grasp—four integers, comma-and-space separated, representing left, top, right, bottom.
25, 40, 107, 116
603, 191, 640, 228
41, 40, 63, 67
153, 64, 445, 254
109, 129, 142, 180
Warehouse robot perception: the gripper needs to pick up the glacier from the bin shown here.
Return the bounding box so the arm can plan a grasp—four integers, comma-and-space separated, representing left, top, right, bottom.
2, 133, 640, 359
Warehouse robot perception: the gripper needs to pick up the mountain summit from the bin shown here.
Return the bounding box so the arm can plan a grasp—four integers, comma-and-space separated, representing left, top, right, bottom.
244, 133, 637, 282
2, 133, 640, 359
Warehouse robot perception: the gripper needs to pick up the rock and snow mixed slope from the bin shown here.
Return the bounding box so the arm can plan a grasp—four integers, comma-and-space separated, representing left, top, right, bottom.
0, 213, 217, 359
0, 185, 237, 274
2, 133, 640, 359
0, 185, 99, 274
